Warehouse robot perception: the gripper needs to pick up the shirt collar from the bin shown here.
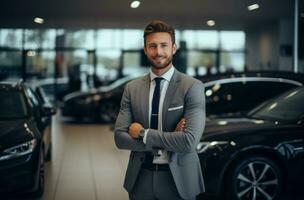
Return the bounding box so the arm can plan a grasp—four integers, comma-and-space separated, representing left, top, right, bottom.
150, 66, 175, 82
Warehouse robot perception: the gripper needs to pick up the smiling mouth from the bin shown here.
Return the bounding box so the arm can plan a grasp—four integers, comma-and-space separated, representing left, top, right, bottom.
154, 57, 164, 61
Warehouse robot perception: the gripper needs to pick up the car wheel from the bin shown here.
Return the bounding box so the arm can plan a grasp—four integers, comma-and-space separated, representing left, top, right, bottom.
225, 156, 283, 200
31, 149, 45, 197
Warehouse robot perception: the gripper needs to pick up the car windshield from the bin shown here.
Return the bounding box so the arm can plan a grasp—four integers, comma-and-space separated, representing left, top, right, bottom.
249, 87, 304, 122
0, 90, 28, 119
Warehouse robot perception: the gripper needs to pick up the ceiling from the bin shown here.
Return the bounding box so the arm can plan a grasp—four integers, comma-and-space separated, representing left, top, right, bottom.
0, 0, 294, 30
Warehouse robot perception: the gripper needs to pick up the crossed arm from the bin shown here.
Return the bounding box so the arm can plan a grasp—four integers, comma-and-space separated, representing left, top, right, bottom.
114, 82, 205, 153
128, 118, 185, 139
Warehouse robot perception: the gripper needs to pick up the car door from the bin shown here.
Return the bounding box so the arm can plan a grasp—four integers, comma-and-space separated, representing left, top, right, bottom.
25, 87, 52, 156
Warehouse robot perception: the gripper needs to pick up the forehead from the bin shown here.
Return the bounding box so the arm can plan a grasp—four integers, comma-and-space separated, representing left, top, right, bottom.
145, 32, 173, 44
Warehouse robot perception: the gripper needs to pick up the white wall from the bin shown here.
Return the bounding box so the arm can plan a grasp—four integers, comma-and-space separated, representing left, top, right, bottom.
245, 22, 279, 71
245, 18, 296, 72
278, 19, 294, 71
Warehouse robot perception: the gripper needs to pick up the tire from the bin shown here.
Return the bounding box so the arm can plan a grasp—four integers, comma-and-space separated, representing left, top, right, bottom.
225, 156, 284, 200
30, 149, 45, 197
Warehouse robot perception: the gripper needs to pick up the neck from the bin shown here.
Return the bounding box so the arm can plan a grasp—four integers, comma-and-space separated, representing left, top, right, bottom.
151, 64, 172, 76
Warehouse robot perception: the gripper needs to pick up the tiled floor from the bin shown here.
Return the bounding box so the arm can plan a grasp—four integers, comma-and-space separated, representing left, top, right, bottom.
36, 114, 129, 200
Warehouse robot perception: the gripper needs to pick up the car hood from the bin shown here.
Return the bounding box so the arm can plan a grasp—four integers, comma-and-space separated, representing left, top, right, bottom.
0, 119, 35, 151
202, 117, 280, 139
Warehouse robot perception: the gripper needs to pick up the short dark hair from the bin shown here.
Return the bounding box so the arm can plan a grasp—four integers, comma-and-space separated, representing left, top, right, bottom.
144, 20, 175, 45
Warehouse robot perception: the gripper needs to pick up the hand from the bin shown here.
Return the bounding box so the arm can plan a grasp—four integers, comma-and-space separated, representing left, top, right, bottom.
129, 122, 143, 139
175, 118, 185, 131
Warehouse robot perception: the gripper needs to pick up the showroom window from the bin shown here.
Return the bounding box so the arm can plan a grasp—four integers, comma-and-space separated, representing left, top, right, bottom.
220, 31, 245, 51
0, 29, 23, 48
181, 30, 219, 49
0, 28, 246, 80
24, 29, 56, 49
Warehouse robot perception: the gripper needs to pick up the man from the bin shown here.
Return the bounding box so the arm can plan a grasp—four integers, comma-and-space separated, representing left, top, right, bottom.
114, 20, 205, 200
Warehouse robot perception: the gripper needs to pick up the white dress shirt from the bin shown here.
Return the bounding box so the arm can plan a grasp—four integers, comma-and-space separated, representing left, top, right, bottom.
143, 66, 175, 164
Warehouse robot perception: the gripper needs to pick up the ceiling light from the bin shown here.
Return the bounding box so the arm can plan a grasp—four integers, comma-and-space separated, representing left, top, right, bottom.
207, 20, 215, 27
130, 1, 140, 8
248, 4, 259, 11
34, 17, 44, 24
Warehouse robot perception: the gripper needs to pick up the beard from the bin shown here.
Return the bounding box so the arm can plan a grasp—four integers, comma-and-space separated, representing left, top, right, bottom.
147, 54, 173, 70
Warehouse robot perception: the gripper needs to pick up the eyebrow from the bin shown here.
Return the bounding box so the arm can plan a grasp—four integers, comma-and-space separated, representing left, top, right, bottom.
147, 42, 169, 45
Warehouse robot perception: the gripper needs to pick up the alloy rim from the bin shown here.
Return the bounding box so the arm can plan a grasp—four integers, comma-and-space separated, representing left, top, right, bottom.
235, 161, 279, 200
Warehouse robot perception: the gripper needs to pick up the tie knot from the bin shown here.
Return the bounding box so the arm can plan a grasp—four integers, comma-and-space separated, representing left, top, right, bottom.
154, 77, 163, 85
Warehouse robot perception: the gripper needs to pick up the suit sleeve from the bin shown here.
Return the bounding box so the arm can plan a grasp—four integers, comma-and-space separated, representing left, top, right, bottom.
114, 83, 153, 152
145, 81, 205, 153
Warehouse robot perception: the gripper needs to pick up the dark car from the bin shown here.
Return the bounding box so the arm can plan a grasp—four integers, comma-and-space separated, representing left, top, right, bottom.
33, 77, 70, 103
0, 81, 56, 197
62, 71, 304, 123
197, 86, 304, 200
61, 75, 139, 122
204, 76, 303, 118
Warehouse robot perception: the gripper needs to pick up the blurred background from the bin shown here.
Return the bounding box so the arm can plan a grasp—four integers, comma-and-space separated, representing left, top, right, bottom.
0, 0, 303, 85
1, 1, 304, 200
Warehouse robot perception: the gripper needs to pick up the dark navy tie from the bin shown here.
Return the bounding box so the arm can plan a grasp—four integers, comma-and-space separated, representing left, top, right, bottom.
150, 77, 163, 129
144, 77, 163, 164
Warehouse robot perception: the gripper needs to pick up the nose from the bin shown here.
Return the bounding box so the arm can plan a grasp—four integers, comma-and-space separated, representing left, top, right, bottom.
155, 45, 163, 55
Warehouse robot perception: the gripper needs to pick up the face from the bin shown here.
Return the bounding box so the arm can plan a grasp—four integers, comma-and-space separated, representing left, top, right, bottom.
144, 32, 177, 70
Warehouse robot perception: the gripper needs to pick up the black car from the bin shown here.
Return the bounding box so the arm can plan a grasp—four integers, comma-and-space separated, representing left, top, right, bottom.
197, 86, 304, 200
61, 75, 139, 122
204, 76, 303, 118
0, 81, 56, 197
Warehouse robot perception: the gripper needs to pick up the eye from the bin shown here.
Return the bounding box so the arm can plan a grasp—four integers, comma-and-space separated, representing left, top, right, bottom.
161, 44, 168, 48
148, 44, 156, 49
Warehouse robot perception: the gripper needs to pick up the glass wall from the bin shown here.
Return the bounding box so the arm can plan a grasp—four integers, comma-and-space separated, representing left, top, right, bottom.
0, 28, 246, 81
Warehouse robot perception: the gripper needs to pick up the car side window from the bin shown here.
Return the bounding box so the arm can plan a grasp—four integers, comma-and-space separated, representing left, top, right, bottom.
25, 88, 40, 107
205, 80, 298, 116
205, 82, 241, 116
35, 87, 49, 105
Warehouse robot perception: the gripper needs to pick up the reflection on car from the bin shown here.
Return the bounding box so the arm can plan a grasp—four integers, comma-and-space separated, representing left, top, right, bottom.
197, 86, 304, 200
0, 81, 56, 197
204, 76, 303, 118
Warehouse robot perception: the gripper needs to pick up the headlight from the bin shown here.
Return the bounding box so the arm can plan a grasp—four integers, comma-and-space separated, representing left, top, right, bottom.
0, 139, 37, 161
196, 141, 234, 154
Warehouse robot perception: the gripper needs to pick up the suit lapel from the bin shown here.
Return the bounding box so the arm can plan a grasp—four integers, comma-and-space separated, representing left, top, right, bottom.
162, 70, 181, 129
140, 74, 150, 128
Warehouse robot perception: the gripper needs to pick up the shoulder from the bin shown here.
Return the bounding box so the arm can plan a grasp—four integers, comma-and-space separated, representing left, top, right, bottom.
125, 74, 149, 90
175, 70, 204, 90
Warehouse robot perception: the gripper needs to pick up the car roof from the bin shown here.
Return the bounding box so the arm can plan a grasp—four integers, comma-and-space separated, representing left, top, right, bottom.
204, 76, 303, 87
0, 81, 26, 91
196, 71, 304, 84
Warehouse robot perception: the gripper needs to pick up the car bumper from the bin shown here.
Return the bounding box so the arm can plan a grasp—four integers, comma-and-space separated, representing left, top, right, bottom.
0, 149, 39, 194
198, 148, 235, 197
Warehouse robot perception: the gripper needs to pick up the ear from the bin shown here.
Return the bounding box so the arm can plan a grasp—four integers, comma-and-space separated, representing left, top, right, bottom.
172, 43, 177, 55
143, 45, 148, 55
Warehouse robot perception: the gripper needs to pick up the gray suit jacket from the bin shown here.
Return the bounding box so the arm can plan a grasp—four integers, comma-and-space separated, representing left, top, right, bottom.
114, 69, 206, 199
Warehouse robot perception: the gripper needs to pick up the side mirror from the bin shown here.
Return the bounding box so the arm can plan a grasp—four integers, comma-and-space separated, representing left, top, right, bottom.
41, 104, 57, 116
